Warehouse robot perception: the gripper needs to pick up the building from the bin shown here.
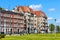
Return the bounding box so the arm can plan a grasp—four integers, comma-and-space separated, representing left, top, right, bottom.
0, 6, 48, 34
13, 6, 35, 33
34, 11, 48, 33
12, 6, 48, 33
0, 10, 24, 34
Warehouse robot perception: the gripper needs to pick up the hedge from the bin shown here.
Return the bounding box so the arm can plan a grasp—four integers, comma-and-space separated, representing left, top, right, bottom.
0, 34, 6, 39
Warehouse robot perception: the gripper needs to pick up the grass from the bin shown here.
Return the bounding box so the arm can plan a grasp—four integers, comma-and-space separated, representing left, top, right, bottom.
0, 33, 60, 40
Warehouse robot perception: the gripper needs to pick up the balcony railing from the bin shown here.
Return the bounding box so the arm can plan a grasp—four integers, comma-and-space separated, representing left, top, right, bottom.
14, 15, 24, 19
2, 14, 11, 17
1, 20, 11, 23
0, 24, 11, 27
18, 20, 24, 23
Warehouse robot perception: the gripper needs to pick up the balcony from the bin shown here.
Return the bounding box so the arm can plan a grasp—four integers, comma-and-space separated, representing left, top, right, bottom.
14, 20, 18, 23
0, 24, 4, 27
5, 24, 11, 27
14, 24, 18, 27
14, 15, 20, 18
30, 18, 34, 20
26, 16, 29, 19
30, 22, 34, 24
18, 20, 24, 23
2, 14, 11, 18
14, 15, 24, 19
1, 19, 11, 23
0, 24, 11, 27
18, 25, 24, 27
45, 24, 48, 26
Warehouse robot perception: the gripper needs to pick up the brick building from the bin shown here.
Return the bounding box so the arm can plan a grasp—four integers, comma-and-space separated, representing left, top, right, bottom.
0, 10, 24, 34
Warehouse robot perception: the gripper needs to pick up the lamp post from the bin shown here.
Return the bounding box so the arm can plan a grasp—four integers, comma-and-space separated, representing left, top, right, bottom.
54, 19, 56, 34
54, 19, 57, 38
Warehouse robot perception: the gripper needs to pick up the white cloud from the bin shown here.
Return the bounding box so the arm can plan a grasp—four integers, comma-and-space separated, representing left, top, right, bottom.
48, 8, 55, 12
56, 19, 60, 23
4, 9, 9, 11
48, 18, 60, 23
29, 4, 42, 11
47, 17, 53, 20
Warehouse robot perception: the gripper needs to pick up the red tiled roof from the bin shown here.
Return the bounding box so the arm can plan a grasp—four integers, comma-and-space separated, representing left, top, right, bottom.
34, 11, 47, 17
39, 11, 47, 17
34, 11, 41, 16
29, 8, 34, 14
22, 6, 29, 12
14, 6, 47, 17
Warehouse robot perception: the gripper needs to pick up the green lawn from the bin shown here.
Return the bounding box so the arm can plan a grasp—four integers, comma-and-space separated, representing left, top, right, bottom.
0, 33, 60, 40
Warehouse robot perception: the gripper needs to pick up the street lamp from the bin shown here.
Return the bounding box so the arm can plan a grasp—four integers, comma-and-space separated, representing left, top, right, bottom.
54, 19, 56, 34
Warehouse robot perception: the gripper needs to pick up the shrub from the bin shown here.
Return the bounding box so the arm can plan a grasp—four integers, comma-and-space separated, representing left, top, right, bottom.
0, 34, 6, 39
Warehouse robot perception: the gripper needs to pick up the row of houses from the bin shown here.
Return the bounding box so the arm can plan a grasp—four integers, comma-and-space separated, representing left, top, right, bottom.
0, 6, 48, 34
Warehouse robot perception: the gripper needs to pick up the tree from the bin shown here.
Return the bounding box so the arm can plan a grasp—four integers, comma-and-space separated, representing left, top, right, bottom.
0, 7, 3, 10
49, 24, 55, 32
56, 26, 60, 32
0, 7, 8, 11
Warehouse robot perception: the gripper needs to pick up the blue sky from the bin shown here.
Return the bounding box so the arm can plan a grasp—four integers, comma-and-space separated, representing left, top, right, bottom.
0, 0, 60, 25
